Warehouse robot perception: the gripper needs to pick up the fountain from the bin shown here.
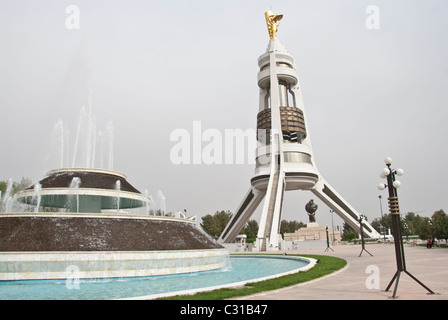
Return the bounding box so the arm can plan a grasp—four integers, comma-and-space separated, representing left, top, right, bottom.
69, 176, 81, 213
0, 97, 227, 282
1, 179, 14, 213
115, 179, 121, 212
33, 183, 42, 213
0, 168, 228, 281
0, 50, 230, 283
50, 102, 114, 171
156, 190, 166, 216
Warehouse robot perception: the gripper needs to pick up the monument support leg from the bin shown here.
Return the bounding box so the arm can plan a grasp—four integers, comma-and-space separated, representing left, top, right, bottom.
311, 179, 380, 239
218, 188, 265, 244
256, 150, 285, 251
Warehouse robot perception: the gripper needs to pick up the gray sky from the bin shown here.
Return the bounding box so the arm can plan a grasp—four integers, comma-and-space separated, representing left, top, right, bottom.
1, 0, 447, 229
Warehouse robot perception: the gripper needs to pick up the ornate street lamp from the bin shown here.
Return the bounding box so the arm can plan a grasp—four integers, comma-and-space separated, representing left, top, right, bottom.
378, 195, 386, 241
330, 210, 336, 243
324, 225, 334, 252
378, 157, 435, 298
358, 214, 372, 257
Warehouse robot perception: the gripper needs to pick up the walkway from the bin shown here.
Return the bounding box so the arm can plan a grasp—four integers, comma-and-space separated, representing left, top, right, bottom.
237, 244, 448, 300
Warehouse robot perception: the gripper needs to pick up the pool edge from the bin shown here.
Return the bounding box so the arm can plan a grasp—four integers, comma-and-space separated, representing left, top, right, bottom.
119, 255, 317, 300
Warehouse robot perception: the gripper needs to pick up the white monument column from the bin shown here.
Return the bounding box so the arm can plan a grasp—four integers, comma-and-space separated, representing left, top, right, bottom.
218, 11, 380, 250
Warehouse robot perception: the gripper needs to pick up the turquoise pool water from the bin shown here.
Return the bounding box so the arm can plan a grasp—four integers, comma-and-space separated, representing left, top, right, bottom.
0, 255, 310, 300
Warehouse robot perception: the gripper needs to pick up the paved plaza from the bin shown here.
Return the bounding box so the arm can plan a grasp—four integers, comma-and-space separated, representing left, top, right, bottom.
238, 243, 448, 300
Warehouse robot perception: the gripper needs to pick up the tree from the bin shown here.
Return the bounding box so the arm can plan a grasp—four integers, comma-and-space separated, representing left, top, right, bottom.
403, 212, 421, 236
372, 210, 448, 241
280, 220, 305, 236
1, 177, 33, 212
416, 217, 433, 240
0, 181, 7, 196
14, 177, 32, 194
200, 210, 232, 239
372, 212, 395, 236
370, 218, 382, 234
342, 222, 358, 242
431, 210, 448, 242
241, 219, 258, 242
0, 177, 32, 197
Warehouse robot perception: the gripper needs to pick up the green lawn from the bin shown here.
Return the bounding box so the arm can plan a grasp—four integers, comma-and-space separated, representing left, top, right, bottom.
158, 254, 347, 300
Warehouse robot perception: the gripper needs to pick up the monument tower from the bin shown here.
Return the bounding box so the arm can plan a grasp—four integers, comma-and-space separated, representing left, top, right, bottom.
218, 11, 380, 251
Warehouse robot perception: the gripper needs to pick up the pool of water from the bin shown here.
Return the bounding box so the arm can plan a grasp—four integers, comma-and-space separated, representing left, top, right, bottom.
0, 255, 312, 300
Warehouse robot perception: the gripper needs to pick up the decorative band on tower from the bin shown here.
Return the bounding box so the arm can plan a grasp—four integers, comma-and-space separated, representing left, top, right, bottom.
388, 196, 400, 215
257, 107, 307, 142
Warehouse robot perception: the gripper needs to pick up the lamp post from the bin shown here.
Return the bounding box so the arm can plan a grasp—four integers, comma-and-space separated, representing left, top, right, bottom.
330, 210, 335, 243
378, 195, 386, 242
377, 157, 435, 298
358, 214, 372, 257
324, 225, 334, 252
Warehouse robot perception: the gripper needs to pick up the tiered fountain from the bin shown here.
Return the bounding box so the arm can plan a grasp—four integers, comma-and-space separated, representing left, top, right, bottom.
0, 167, 227, 281
0, 106, 228, 281
16, 168, 149, 214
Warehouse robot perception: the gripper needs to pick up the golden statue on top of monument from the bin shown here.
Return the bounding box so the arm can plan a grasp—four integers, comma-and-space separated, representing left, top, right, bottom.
265, 10, 283, 39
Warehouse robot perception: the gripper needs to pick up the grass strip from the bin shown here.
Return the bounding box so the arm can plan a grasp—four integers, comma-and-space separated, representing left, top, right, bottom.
158, 254, 347, 300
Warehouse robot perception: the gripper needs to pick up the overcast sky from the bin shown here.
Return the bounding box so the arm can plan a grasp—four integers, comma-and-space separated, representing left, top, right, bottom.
1, 0, 447, 229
